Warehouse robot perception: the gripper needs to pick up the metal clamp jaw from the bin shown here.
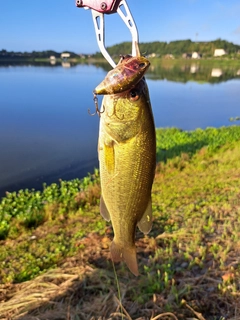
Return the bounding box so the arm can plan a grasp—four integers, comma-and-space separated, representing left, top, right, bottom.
76, 0, 139, 67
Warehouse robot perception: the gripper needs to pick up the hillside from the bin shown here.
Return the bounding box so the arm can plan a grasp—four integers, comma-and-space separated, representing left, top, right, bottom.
0, 49, 80, 61
94, 38, 240, 58
1, 39, 240, 63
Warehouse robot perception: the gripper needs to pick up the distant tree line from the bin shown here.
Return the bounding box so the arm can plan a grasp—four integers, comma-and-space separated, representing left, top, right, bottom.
93, 39, 240, 58
1, 39, 240, 61
0, 49, 79, 60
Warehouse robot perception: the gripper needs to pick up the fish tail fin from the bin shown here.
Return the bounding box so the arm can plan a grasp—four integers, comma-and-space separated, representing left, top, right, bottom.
110, 240, 139, 276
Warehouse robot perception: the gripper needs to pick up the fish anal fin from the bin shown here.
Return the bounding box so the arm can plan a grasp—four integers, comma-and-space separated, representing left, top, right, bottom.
110, 240, 139, 276
100, 196, 111, 222
137, 198, 153, 234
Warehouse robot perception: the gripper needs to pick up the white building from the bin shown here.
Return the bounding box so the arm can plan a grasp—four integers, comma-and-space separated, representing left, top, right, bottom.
61, 52, 71, 59
49, 56, 56, 65
147, 53, 157, 58
192, 52, 201, 59
214, 49, 226, 57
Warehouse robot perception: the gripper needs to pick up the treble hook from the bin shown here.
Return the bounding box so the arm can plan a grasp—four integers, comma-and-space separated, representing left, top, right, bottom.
88, 93, 105, 117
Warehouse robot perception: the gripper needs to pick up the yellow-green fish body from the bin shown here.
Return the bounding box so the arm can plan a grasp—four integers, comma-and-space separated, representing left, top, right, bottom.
98, 78, 156, 276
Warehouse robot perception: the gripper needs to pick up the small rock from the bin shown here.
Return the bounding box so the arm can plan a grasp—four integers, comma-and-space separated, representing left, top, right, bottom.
180, 262, 188, 268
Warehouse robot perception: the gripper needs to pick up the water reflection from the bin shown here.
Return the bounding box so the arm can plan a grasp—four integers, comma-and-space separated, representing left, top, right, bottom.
0, 62, 239, 196
61, 61, 71, 68
94, 60, 240, 83
50, 59, 56, 65
190, 64, 199, 73
211, 68, 223, 77
0, 61, 77, 68
145, 61, 240, 84
1, 60, 240, 84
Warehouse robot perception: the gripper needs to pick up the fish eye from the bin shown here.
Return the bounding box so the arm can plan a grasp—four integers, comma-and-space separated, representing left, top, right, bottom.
138, 63, 146, 68
133, 62, 146, 70
129, 89, 140, 101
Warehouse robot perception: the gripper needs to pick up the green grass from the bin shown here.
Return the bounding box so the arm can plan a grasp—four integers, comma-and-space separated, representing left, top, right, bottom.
0, 170, 100, 239
0, 125, 240, 319
156, 126, 240, 162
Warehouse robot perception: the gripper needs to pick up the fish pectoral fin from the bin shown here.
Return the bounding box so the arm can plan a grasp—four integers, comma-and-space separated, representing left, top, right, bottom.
100, 196, 111, 222
110, 240, 139, 276
104, 141, 115, 174
137, 198, 153, 234
97, 141, 102, 161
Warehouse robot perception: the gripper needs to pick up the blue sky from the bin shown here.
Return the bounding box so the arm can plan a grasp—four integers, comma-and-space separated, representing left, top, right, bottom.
1, 0, 240, 54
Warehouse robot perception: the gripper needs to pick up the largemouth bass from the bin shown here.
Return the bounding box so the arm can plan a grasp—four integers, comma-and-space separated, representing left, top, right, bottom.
97, 60, 156, 276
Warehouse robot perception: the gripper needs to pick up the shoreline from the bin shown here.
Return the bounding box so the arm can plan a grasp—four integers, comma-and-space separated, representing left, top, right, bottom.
1, 125, 239, 200
1, 56, 240, 65
0, 157, 98, 199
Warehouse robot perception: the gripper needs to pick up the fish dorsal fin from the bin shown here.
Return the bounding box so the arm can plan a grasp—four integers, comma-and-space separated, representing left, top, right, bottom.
100, 196, 111, 222
110, 240, 139, 276
137, 198, 153, 234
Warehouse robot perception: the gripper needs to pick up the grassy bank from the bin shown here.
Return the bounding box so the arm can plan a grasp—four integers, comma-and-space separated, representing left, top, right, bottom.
0, 126, 240, 319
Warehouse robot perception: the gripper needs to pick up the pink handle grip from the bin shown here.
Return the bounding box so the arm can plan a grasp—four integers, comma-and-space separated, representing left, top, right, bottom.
76, 0, 120, 13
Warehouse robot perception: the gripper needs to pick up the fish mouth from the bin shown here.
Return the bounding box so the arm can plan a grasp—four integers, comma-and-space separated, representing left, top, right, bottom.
109, 78, 146, 98
104, 118, 132, 124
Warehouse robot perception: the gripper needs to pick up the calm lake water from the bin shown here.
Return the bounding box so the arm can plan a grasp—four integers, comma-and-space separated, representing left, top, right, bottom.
0, 62, 239, 195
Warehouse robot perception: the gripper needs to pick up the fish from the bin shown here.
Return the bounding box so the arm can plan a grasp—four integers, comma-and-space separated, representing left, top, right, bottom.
97, 63, 156, 276
94, 55, 150, 95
